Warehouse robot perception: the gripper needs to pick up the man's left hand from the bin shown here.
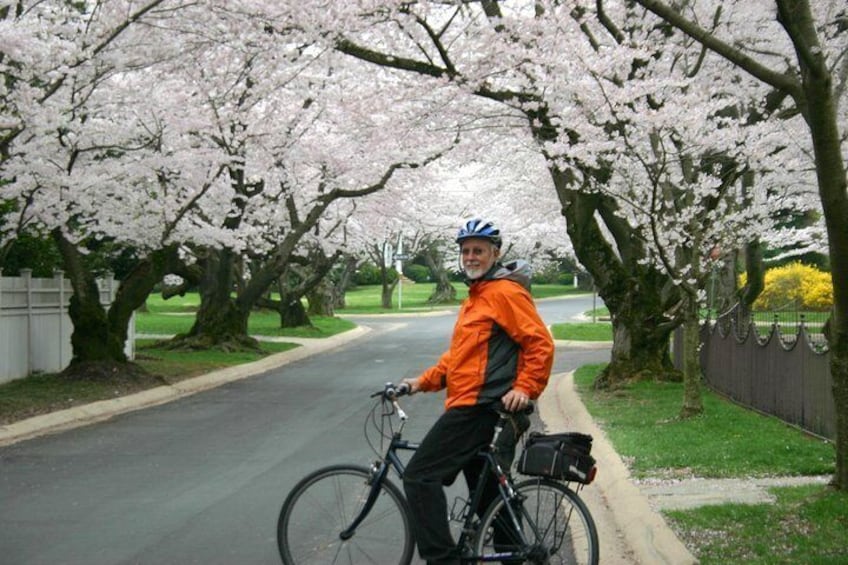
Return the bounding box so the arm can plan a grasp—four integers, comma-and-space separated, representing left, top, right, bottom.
501, 389, 530, 412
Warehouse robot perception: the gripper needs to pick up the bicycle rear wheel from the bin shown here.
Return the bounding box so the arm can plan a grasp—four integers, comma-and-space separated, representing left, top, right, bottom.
474, 478, 598, 564
277, 464, 414, 565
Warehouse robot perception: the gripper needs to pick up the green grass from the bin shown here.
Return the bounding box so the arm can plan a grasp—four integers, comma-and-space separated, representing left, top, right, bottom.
337, 282, 584, 313
0, 340, 297, 424
667, 485, 848, 564
574, 364, 840, 564
134, 339, 299, 378
138, 284, 583, 328
573, 364, 834, 478
137, 295, 355, 337
550, 322, 612, 341
340, 282, 464, 312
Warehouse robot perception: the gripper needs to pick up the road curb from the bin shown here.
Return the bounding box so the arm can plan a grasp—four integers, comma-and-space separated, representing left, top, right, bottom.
0, 326, 371, 447
538, 371, 698, 565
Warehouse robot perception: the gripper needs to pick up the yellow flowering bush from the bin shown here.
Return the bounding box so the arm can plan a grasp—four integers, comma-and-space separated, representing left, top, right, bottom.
741, 262, 833, 311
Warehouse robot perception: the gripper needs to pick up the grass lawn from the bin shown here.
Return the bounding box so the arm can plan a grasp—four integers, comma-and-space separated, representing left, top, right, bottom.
550, 322, 611, 341
0, 340, 297, 425
336, 282, 585, 313
137, 284, 585, 332
136, 308, 355, 337
667, 484, 848, 564
574, 364, 843, 564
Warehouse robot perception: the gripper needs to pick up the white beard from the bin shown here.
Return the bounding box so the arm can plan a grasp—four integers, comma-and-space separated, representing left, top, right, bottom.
464, 266, 487, 280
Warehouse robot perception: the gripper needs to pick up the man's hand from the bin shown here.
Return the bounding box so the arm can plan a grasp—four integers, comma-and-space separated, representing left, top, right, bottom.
501, 389, 530, 412
401, 377, 421, 394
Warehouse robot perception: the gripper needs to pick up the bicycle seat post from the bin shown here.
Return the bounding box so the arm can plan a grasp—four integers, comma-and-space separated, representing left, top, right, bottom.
489, 414, 508, 452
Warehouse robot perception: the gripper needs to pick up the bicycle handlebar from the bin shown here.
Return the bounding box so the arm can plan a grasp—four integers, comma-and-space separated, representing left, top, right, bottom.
372, 382, 534, 416
370, 382, 412, 401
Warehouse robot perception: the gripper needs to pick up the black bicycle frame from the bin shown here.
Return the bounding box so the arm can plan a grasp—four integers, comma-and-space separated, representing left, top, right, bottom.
339, 424, 536, 563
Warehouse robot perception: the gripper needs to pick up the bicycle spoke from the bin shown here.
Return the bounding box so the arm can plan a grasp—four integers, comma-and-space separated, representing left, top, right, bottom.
475, 479, 598, 565
278, 466, 413, 565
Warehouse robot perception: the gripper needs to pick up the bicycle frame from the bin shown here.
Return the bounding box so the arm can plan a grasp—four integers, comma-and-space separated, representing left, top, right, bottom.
340, 395, 537, 562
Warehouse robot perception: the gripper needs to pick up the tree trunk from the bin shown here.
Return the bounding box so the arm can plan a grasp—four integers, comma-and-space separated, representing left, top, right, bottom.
680, 293, 704, 418
185, 248, 257, 349
599, 286, 679, 388
52, 230, 126, 363
381, 281, 395, 309
422, 247, 456, 304
279, 297, 311, 327
332, 255, 359, 309
552, 179, 680, 387
307, 278, 335, 316
782, 3, 848, 488
53, 231, 180, 366
379, 261, 397, 309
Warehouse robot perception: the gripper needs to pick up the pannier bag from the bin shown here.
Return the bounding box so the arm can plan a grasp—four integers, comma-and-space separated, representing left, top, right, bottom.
517, 432, 597, 484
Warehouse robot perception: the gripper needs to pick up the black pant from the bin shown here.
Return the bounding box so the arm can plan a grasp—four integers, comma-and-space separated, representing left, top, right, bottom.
403, 405, 500, 565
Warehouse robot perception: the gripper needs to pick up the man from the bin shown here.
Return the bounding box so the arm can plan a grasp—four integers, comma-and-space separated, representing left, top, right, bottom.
402, 218, 555, 565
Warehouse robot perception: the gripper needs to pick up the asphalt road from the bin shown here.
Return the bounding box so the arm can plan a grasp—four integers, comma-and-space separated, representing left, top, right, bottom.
0, 295, 608, 565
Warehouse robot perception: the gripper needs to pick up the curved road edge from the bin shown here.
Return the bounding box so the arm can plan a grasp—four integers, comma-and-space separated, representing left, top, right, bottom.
538, 370, 698, 565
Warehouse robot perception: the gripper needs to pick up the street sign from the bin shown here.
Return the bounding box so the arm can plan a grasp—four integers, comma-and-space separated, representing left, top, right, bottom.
383, 242, 393, 268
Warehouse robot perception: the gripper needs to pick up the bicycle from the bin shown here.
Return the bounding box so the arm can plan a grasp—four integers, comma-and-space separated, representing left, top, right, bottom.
277, 382, 599, 564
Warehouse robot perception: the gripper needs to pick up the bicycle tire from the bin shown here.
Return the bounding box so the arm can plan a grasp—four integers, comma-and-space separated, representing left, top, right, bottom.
474, 478, 599, 565
277, 464, 414, 565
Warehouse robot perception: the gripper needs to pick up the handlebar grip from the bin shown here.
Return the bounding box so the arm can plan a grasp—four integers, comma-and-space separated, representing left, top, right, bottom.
372, 382, 411, 400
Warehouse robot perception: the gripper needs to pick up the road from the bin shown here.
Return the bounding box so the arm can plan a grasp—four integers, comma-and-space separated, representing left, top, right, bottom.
0, 295, 609, 564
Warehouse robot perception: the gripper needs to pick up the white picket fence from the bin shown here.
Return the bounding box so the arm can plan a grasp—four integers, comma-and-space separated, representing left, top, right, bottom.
0, 270, 135, 384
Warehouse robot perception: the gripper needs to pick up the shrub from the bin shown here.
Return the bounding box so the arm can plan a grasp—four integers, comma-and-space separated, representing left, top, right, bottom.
404, 264, 430, 283
743, 262, 833, 311
355, 263, 397, 285
557, 272, 575, 286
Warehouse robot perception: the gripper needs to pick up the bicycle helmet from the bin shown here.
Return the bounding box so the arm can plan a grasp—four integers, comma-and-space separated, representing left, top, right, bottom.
456, 218, 502, 248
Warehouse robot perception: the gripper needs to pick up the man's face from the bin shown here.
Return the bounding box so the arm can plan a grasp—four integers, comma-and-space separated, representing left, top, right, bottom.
460, 238, 499, 280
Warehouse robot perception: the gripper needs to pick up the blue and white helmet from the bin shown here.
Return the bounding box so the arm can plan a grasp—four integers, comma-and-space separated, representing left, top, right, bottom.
456, 218, 502, 248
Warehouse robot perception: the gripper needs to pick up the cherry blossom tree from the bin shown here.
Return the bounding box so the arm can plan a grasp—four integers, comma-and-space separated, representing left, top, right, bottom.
3, 2, 461, 356
345, 125, 571, 307
629, 0, 848, 493
323, 1, 712, 384
0, 0, 189, 367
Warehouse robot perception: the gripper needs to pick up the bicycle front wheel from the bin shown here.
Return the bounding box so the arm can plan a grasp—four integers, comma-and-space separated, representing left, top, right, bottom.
474, 478, 599, 565
277, 464, 414, 565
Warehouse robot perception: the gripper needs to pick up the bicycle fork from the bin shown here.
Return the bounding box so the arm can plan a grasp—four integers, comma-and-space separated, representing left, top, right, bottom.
338, 460, 390, 540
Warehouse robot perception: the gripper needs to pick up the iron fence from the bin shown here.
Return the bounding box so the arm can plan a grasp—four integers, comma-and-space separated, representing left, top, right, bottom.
674, 304, 834, 440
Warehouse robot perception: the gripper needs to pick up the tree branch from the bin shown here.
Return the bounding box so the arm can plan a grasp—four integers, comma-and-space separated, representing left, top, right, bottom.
631, 0, 802, 96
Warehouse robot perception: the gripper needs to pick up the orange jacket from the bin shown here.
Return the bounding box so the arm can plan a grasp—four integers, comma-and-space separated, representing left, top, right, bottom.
418, 261, 554, 410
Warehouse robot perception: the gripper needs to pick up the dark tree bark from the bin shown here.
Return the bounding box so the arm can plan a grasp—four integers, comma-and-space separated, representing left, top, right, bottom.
53, 229, 179, 366
553, 183, 681, 386
331, 254, 359, 310
380, 272, 398, 310
680, 293, 704, 418
184, 247, 257, 350
279, 293, 311, 327
421, 243, 456, 304
307, 278, 335, 316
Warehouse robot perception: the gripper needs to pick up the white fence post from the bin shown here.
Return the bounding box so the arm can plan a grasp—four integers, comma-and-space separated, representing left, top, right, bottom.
55, 270, 66, 370
0, 272, 134, 384
22, 268, 34, 374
